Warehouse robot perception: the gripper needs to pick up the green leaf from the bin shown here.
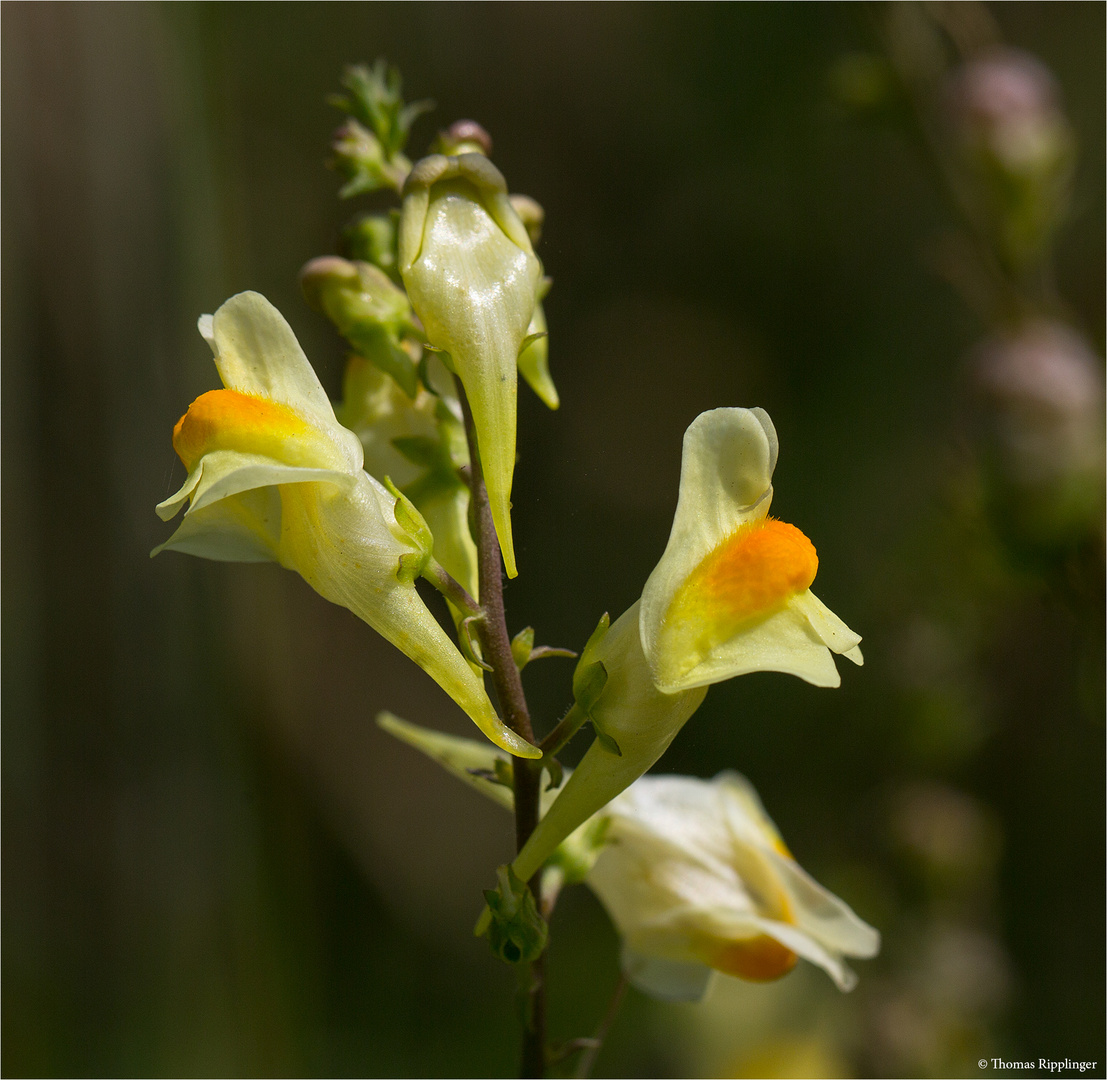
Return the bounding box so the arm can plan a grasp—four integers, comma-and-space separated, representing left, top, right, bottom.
511, 626, 535, 669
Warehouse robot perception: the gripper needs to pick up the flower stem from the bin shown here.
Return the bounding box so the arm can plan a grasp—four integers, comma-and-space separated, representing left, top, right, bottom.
421, 557, 482, 618
574, 973, 629, 1079
539, 702, 587, 759
455, 376, 547, 1078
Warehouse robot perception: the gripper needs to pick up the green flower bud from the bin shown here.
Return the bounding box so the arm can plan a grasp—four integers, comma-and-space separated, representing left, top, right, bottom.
300, 255, 421, 398
399, 153, 543, 577
342, 212, 400, 281
509, 194, 544, 245
330, 119, 410, 197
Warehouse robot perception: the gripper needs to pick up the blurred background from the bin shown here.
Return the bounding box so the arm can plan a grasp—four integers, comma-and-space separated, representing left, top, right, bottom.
3, 3, 1103, 1077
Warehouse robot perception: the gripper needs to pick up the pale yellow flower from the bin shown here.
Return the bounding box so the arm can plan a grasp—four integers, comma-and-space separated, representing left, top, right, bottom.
511, 407, 863, 882
589, 772, 879, 1000
398, 153, 543, 577
155, 291, 538, 760
378, 715, 878, 999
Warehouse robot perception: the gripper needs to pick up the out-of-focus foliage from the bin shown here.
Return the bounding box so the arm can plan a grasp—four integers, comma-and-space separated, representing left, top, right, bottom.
3, 4, 1102, 1077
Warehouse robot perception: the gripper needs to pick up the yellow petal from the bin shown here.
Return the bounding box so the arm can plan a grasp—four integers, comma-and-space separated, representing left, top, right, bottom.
698, 934, 798, 982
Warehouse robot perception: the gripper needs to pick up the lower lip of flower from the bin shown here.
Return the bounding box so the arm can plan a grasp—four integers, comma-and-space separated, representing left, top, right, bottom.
173, 389, 325, 471
661, 518, 819, 671
701, 933, 799, 982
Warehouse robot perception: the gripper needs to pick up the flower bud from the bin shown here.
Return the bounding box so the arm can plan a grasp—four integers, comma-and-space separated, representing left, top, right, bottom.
342, 212, 400, 280
337, 354, 481, 645
970, 320, 1104, 545
946, 48, 1075, 268
434, 119, 493, 158
331, 119, 409, 197
509, 194, 544, 245
300, 255, 421, 398
399, 153, 543, 577
484, 865, 548, 965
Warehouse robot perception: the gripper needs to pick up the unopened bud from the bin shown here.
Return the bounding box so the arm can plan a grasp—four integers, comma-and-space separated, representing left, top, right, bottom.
949, 49, 1064, 171
342, 213, 400, 279
300, 256, 421, 397
483, 865, 548, 965
509, 194, 545, 245
972, 321, 1103, 486
398, 153, 543, 577
435, 119, 493, 157
970, 321, 1104, 546
946, 49, 1074, 268
299, 255, 361, 311
331, 119, 410, 196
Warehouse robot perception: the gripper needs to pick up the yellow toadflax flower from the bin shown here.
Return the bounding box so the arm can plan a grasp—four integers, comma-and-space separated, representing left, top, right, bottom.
589, 771, 879, 1001
377, 715, 878, 998
640, 406, 863, 691
398, 153, 543, 578
154, 290, 538, 760
509, 406, 863, 883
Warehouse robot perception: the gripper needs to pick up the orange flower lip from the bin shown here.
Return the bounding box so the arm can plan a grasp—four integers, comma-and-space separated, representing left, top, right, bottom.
172, 389, 330, 472
701, 933, 799, 983
660, 518, 819, 679
680, 518, 818, 624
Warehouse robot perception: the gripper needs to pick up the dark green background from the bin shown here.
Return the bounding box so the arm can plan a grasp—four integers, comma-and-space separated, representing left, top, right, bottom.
3, 3, 1103, 1076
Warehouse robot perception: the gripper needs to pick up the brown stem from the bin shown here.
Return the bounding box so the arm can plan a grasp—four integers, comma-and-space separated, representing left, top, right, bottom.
455, 375, 547, 1078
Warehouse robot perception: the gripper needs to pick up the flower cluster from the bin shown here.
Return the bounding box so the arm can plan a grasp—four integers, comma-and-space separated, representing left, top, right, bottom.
154, 66, 877, 1029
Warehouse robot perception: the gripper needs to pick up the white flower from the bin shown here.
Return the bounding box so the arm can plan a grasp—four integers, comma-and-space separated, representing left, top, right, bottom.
376, 715, 879, 999
590, 772, 880, 1001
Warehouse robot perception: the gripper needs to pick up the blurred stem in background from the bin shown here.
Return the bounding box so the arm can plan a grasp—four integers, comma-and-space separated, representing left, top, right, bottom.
830, 4, 1104, 1074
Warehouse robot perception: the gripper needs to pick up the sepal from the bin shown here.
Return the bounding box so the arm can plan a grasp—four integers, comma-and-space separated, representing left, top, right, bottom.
511, 626, 535, 669
483, 865, 548, 965
300, 257, 422, 398
383, 477, 433, 584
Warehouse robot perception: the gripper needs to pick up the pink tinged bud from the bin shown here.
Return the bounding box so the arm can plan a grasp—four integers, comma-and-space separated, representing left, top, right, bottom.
971, 320, 1105, 486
